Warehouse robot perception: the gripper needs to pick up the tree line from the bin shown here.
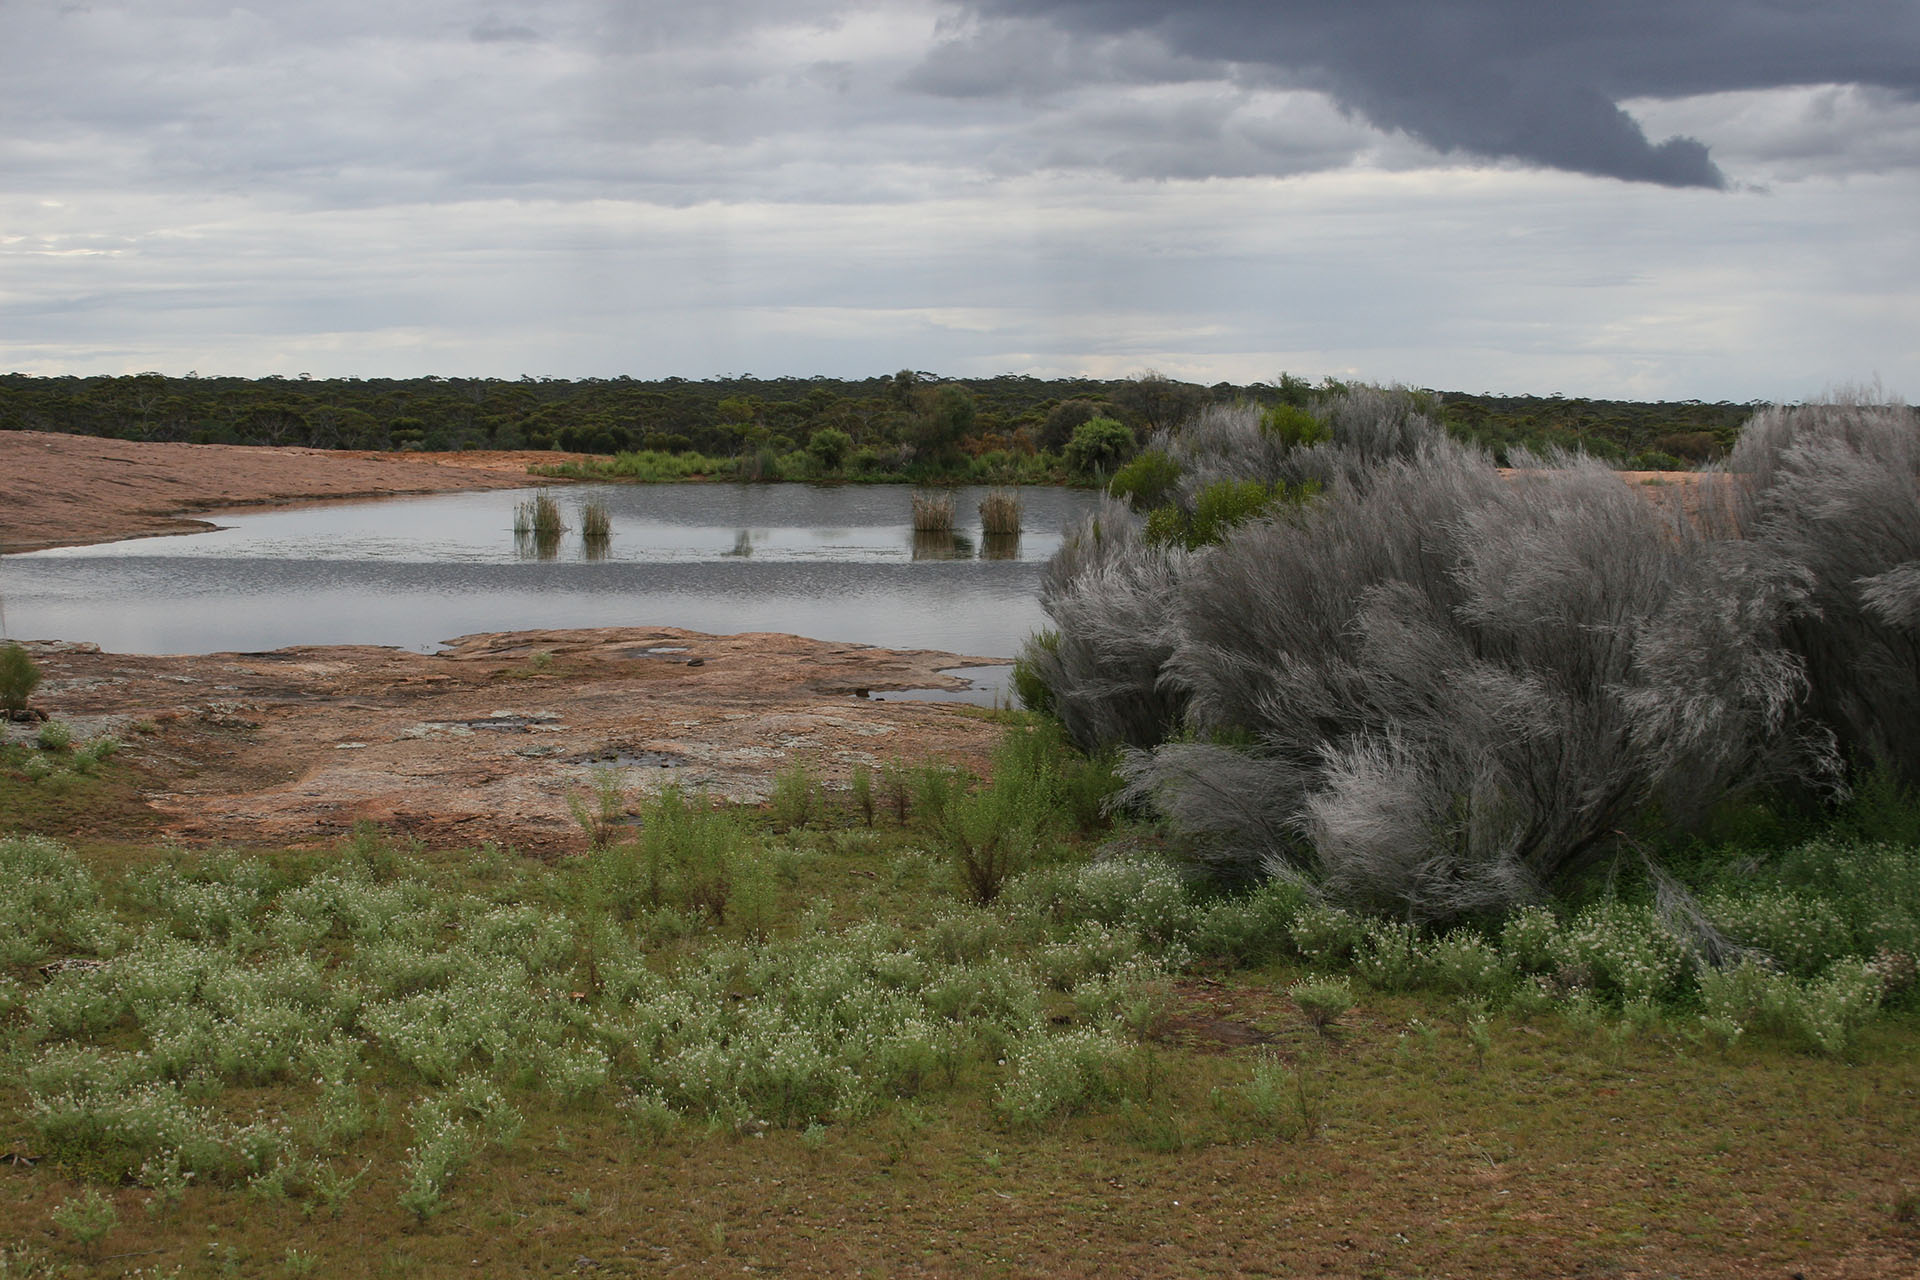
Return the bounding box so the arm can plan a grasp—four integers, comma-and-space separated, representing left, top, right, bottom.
0, 369, 1761, 474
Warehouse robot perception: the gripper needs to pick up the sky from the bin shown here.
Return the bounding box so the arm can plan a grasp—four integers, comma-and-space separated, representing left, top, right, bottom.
3, 0, 1917, 401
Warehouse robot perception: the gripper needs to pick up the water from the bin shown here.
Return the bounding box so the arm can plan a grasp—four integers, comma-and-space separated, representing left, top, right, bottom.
2, 484, 1095, 659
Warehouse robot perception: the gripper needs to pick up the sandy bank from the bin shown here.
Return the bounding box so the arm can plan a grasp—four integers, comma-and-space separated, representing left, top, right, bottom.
2, 431, 589, 553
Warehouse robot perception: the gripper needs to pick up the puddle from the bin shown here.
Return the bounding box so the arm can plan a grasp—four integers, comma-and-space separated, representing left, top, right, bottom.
862, 665, 1018, 709
404, 711, 562, 739
570, 748, 688, 769
466, 712, 562, 731
6, 484, 1100, 658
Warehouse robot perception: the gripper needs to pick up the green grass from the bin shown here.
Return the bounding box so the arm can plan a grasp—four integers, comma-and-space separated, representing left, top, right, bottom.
1, 730, 1916, 1276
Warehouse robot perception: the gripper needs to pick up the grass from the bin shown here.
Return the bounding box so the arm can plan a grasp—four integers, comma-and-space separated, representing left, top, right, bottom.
978, 488, 1023, 537
511, 490, 566, 539
1, 729, 1916, 1276
512, 490, 567, 558
911, 489, 955, 532
578, 499, 611, 548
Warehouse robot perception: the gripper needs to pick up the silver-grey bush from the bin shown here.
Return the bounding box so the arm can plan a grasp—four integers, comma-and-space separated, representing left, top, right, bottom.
1710, 396, 1920, 786
1125, 443, 1821, 920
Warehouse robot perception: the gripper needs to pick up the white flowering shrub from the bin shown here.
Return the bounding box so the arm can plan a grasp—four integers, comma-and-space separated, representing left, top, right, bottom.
1031, 921, 1158, 990
1050, 854, 1199, 945
1425, 929, 1513, 998
1071, 957, 1175, 1035
1352, 919, 1425, 992
1499, 906, 1563, 975
1552, 902, 1694, 1004
129, 864, 269, 947
918, 909, 1015, 965
1704, 887, 1854, 978
1696, 955, 1888, 1056
995, 1024, 1142, 1129
1289, 905, 1365, 967
0, 834, 123, 964
456, 901, 576, 972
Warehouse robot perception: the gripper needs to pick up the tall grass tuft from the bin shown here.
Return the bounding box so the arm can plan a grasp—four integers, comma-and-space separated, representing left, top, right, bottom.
911, 490, 955, 532
978, 488, 1023, 536
579, 499, 612, 549
513, 490, 566, 538
514, 489, 568, 558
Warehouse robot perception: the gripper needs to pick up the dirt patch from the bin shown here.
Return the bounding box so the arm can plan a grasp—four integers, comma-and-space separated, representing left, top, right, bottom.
1, 431, 591, 552
6, 628, 1006, 854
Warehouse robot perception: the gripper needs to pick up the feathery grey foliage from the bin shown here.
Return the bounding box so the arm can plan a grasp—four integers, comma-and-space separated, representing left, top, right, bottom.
1033, 386, 1902, 921
1713, 396, 1920, 785
1158, 386, 1446, 511
1023, 498, 1189, 751
1130, 444, 1817, 920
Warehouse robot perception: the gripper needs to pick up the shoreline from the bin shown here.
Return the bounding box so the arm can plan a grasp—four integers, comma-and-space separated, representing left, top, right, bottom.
1, 432, 589, 553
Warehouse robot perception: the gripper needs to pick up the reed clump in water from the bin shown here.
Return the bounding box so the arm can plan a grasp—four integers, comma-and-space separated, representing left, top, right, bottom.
580, 499, 612, 543
514, 491, 567, 539
911, 490, 955, 533
978, 488, 1023, 536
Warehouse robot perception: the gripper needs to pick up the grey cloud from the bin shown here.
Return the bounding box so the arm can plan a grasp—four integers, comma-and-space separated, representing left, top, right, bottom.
927, 1, 1920, 186
471, 15, 540, 43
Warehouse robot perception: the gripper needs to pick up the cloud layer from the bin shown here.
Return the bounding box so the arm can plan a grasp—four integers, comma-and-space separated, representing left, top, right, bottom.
924, 0, 1920, 187
1, 1, 1916, 398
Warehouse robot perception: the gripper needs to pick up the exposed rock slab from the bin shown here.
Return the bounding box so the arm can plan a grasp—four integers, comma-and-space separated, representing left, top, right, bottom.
6, 629, 1004, 854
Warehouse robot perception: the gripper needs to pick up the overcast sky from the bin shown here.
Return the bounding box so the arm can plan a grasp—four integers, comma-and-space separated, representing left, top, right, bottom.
3, 0, 1917, 400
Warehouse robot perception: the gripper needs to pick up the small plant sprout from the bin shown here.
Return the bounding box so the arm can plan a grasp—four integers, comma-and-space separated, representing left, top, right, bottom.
568, 767, 627, 850
849, 764, 875, 827
51, 1188, 117, 1253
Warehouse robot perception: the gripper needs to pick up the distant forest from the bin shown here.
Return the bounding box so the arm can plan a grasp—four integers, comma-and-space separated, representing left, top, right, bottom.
0, 370, 1757, 472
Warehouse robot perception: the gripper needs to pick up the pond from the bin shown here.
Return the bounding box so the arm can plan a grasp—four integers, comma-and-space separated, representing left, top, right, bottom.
1, 483, 1098, 662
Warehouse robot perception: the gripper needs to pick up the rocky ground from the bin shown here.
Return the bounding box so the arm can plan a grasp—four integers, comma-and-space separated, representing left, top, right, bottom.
6, 629, 1005, 853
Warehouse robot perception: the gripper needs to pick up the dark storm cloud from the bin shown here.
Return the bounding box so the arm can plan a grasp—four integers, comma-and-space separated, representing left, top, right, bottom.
922, 0, 1920, 187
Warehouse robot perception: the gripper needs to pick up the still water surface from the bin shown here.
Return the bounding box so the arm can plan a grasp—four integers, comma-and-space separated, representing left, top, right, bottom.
2, 484, 1096, 658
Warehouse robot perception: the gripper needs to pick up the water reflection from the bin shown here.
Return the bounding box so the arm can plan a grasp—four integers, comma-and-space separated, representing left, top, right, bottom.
581, 531, 611, 562
980, 532, 1021, 561
911, 530, 974, 561
513, 528, 565, 561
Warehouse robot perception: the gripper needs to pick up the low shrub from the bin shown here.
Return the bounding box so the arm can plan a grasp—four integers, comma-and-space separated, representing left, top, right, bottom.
1188, 881, 1305, 966
1289, 976, 1355, 1034
995, 1024, 1142, 1129
0, 642, 40, 718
